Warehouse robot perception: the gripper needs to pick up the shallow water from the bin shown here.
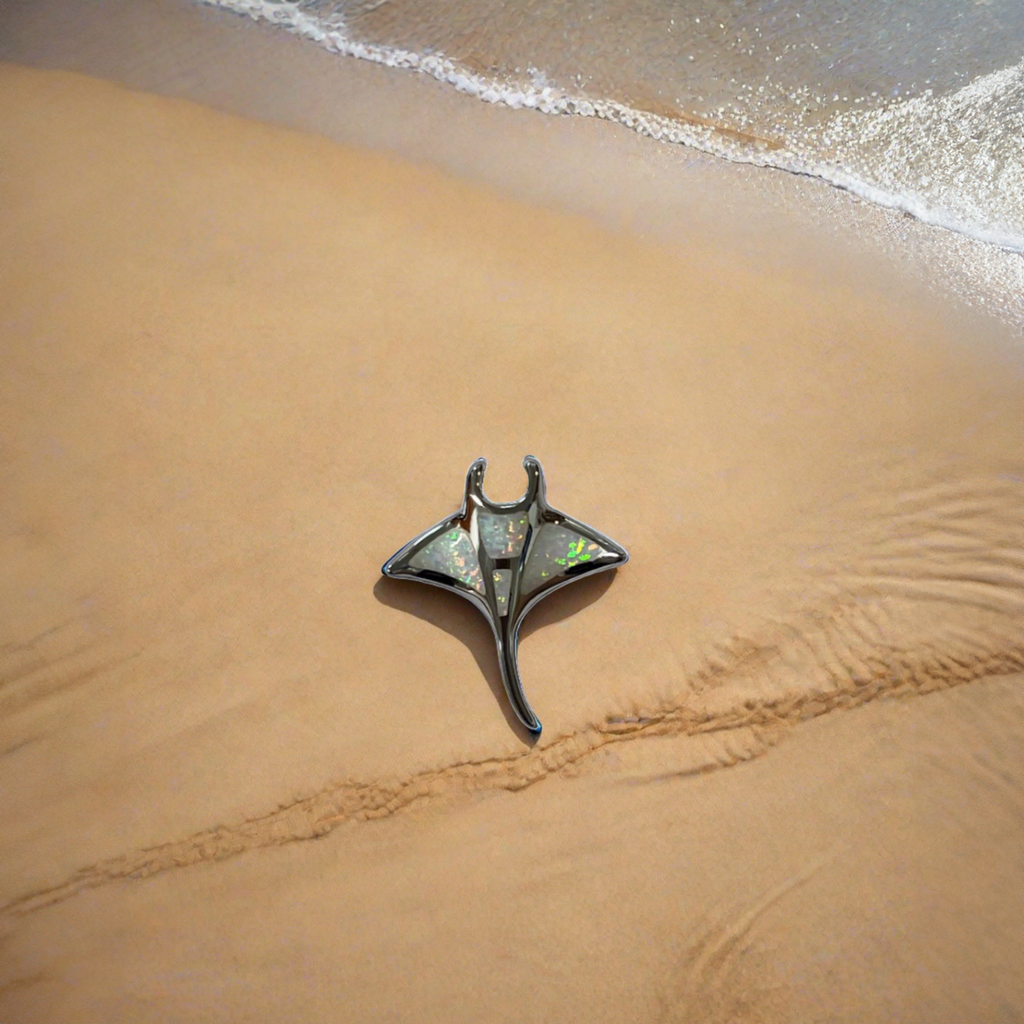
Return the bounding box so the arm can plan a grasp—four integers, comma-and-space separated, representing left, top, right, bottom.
201, 0, 1024, 252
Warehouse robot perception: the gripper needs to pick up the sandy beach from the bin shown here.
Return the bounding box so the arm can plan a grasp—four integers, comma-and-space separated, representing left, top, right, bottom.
1, 5, 1023, 1021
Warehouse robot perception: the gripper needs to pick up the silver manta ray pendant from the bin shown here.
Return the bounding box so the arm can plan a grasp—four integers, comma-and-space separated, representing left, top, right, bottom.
381, 456, 629, 735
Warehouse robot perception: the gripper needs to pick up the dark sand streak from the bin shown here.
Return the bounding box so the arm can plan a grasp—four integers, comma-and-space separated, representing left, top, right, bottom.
4, 644, 1021, 922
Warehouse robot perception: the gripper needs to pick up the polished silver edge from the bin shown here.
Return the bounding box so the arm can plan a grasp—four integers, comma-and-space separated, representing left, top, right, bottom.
381, 456, 628, 735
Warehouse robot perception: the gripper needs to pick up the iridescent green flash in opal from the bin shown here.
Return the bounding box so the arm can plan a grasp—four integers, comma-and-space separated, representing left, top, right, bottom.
409, 527, 485, 593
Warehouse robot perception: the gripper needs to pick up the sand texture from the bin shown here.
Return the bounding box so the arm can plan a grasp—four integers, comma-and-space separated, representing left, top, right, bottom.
3, 0, 1024, 333
1, 64, 1023, 1022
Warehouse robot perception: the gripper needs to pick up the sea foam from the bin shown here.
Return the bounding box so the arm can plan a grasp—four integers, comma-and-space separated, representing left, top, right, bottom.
200, 0, 1024, 257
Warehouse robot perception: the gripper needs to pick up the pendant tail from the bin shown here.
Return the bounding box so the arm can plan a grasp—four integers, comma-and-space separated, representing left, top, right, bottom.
496, 627, 542, 735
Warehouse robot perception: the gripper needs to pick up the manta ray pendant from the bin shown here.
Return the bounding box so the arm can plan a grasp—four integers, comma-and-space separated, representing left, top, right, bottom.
382, 456, 629, 735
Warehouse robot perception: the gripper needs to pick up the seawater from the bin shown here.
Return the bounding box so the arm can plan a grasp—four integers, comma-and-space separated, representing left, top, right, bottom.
200, 0, 1024, 253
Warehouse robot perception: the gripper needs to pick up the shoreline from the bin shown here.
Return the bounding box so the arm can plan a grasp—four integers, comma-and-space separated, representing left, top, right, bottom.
198, 0, 1024, 254
1, 0, 1022, 334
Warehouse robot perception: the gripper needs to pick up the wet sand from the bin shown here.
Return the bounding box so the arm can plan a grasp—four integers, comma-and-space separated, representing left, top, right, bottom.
1, 37, 1023, 1024
3, 0, 1023, 331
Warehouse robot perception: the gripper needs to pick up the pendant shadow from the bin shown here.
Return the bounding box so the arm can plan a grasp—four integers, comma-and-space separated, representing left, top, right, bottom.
373, 570, 618, 745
